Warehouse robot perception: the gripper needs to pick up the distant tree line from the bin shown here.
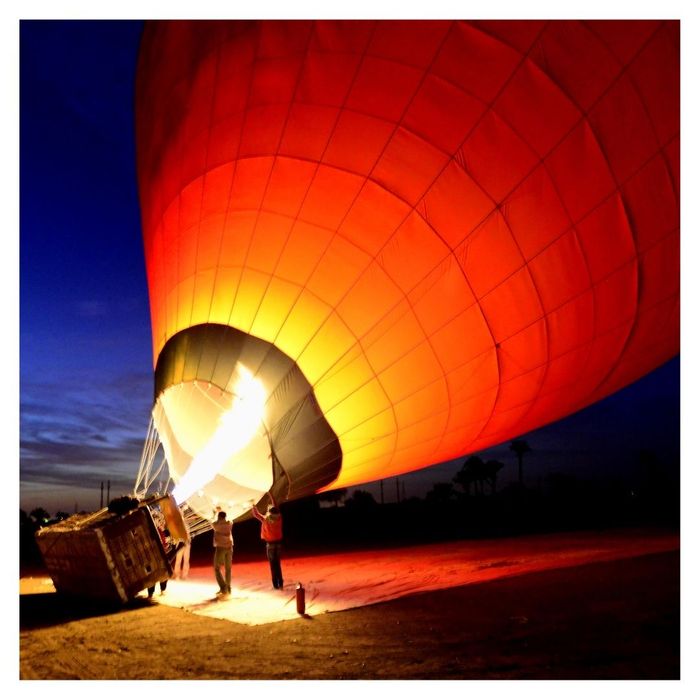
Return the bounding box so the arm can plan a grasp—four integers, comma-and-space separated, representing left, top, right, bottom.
21, 442, 679, 569
272, 442, 678, 551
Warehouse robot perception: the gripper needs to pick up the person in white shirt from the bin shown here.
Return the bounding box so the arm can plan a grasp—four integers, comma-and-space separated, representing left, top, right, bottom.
212, 507, 233, 599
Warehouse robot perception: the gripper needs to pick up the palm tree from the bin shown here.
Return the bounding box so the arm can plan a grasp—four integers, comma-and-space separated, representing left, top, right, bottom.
484, 459, 505, 494
509, 439, 532, 486
454, 455, 484, 497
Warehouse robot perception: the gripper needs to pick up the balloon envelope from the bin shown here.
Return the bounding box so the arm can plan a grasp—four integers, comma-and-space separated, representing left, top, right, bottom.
135, 20, 679, 518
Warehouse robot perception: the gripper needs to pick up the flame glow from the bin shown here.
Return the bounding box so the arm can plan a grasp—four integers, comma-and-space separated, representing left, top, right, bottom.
172, 366, 266, 505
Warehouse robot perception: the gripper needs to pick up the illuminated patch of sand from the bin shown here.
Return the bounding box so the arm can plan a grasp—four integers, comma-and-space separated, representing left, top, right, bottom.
150, 529, 678, 625
21, 529, 679, 626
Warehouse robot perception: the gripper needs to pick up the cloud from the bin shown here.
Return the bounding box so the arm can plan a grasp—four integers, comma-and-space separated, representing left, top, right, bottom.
20, 369, 156, 507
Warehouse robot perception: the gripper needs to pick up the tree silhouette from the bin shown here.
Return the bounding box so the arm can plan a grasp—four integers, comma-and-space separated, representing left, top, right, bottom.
454, 455, 485, 497
318, 488, 347, 507
426, 482, 456, 503
484, 459, 505, 494
473, 460, 489, 495
29, 507, 50, 524
344, 489, 377, 511
509, 439, 532, 486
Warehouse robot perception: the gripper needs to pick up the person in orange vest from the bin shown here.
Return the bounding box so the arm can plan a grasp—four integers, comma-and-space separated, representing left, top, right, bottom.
252, 492, 284, 589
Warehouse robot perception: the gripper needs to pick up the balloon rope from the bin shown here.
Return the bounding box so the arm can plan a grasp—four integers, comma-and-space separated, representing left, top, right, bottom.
134, 412, 214, 538
144, 455, 168, 493
134, 417, 162, 498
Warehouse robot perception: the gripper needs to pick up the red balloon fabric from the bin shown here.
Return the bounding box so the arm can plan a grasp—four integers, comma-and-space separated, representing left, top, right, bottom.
135, 20, 679, 501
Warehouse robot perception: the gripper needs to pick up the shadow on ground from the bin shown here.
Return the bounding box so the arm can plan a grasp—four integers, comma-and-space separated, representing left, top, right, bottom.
19, 592, 155, 630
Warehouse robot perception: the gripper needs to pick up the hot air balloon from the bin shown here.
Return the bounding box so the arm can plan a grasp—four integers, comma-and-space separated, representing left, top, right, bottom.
133, 20, 679, 526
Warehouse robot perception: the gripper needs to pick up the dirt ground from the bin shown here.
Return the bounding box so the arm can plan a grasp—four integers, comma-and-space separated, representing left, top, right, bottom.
19, 548, 679, 680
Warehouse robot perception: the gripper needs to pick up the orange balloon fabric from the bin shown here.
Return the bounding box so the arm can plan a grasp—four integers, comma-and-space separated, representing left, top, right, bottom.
136, 20, 679, 496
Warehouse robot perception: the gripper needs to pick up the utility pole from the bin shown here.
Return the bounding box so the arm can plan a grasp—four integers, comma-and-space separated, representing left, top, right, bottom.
107, 480, 111, 504
100, 481, 104, 509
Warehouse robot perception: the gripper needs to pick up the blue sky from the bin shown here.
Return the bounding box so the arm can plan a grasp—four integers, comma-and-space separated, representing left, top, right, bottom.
18, 19, 680, 515
20, 20, 150, 512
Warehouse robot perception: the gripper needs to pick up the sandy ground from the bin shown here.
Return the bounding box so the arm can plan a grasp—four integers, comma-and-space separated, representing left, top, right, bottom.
19, 528, 680, 680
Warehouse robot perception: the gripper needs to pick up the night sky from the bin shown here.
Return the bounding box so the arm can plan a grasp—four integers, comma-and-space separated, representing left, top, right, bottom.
19, 20, 681, 516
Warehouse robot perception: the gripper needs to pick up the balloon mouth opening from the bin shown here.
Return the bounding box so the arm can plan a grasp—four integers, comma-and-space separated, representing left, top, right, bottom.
150, 323, 343, 519
154, 365, 273, 518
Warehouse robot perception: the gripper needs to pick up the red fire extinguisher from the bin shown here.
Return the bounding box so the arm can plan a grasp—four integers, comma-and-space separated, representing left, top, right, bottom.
296, 582, 306, 615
